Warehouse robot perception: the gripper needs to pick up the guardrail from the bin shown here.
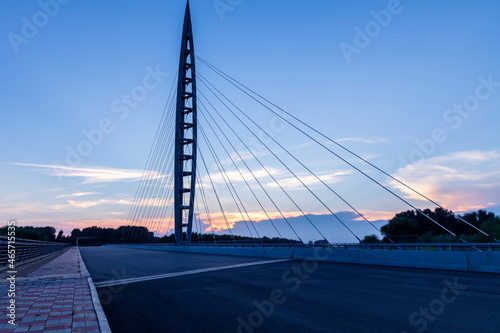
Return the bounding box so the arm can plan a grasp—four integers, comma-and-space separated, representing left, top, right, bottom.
0, 236, 70, 266
121, 242, 500, 252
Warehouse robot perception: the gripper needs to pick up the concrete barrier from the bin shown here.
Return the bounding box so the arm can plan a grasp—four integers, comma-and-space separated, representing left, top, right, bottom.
467, 251, 500, 274
358, 250, 470, 271
293, 248, 360, 264
113, 245, 499, 274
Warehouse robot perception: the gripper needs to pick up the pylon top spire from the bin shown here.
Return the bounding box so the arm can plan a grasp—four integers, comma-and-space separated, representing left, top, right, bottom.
184, 0, 192, 25
174, 0, 197, 244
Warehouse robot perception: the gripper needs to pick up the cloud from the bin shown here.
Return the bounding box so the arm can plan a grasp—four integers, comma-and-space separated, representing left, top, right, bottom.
201, 167, 282, 185
289, 141, 315, 151
391, 150, 500, 212
67, 199, 132, 209
197, 210, 304, 232
286, 138, 387, 154
67, 197, 172, 209
7, 163, 166, 184
0, 202, 68, 214
218, 149, 272, 168
56, 192, 99, 199
354, 210, 395, 221
335, 137, 389, 144
266, 170, 354, 189
201, 211, 388, 243
0, 196, 171, 214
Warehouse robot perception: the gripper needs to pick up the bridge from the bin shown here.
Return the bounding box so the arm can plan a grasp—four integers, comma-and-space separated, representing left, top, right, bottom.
77, 3, 500, 332
2, 2, 499, 333
116, 2, 499, 249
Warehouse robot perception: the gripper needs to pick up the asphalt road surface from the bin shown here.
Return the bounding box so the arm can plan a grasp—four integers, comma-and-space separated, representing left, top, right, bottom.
80, 246, 500, 333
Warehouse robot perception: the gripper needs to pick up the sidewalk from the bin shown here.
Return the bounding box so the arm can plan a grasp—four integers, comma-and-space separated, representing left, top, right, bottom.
0, 247, 108, 333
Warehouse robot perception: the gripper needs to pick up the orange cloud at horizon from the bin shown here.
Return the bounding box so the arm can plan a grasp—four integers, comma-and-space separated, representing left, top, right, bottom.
353, 210, 395, 222
196, 210, 305, 232
391, 149, 500, 214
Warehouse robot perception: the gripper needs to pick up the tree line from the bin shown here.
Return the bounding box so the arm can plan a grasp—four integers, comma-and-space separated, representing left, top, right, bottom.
363, 208, 500, 243
0, 225, 58, 242
0, 224, 301, 245
2, 208, 499, 245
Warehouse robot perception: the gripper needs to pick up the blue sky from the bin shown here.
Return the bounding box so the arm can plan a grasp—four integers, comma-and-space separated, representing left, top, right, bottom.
1, 0, 499, 242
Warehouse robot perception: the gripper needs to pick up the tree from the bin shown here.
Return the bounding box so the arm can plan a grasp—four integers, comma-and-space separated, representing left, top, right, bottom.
379, 208, 500, 243
0, 225, 56, 241
362, 235, 380, 244
381, 216, 419, 243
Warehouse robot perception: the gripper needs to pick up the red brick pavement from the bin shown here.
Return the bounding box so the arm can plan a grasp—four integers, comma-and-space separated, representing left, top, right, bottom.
0, 247, 103, 333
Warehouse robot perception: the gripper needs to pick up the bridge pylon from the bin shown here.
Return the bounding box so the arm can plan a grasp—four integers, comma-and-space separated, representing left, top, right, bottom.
174, 1, 197, 244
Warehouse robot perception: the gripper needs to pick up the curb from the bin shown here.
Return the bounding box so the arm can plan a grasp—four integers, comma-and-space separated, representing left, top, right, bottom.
78, 247, 112, 333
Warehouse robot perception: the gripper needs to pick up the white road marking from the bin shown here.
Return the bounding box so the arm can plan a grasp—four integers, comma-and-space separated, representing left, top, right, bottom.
93, 258, 291, 288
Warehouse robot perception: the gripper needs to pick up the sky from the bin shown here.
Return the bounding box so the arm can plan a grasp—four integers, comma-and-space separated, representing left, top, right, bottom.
1, 0, 499, 243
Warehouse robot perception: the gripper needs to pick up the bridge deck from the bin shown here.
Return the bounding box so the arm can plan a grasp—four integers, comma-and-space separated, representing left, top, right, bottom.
80, 246, 500, 333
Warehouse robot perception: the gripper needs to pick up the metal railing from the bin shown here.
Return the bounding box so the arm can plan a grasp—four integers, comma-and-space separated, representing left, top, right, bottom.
119, 242, 500, 252
0, 236, 70, 267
